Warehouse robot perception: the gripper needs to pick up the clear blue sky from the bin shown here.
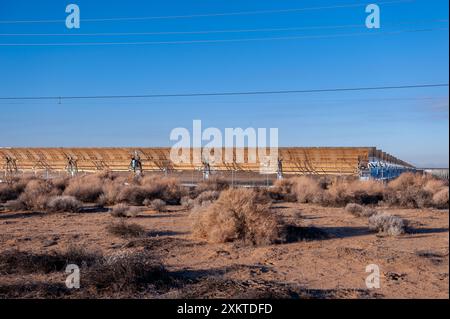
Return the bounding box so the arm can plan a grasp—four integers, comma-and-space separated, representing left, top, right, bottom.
0, 0, 448, 167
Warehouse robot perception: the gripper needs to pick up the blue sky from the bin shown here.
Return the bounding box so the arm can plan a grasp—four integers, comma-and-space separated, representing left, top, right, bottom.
0, 0, 448, 167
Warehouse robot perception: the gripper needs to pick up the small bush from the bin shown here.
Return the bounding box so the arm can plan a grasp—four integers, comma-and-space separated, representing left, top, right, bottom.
64, 175, 103, 203
147, 199, 166, 212
106, 221, 146, 238
51, 176, 70, 193
292, 176, 325, 204
99, 180, 124, 206
325, 179, 384, 206
195, 190, 220, 206
110, 203, 140, 218
192, 188, 282, 245
84, 251, 169, 291
432, 188, 449, 209
195, 177, 229, 194
368, 213, 406, 236
345, 203, 378, 217
180, 196, 195, 210
140, 176, 183, 205
345, 203, 364, 215
269, 178, 297, 202
46, 195, 81, 213
15, 179, 58, 211
0, 246, 100, 274
0, 183, 22, 203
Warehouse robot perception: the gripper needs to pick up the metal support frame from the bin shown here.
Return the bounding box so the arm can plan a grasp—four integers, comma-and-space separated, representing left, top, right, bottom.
66, 156, 78, 177
277, 158, 283, 180
4, 156, 18, 184
202, 160, 211, 180
129, 151, 143, 176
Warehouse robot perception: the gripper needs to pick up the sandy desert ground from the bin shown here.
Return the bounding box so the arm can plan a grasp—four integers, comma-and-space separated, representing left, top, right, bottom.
0, 201, 447, 299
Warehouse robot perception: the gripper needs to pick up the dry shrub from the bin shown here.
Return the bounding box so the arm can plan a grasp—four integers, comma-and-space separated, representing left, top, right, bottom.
195, 177, 229, 194
270, 178, 297, 202
99, 180, 124, 206
106, 220, 146, 238
423, 179, 447, 194
192, 188, 282, 246
12, 179, 59, 211
385, 173, 448, 208
116, 176, 183, 205
432, 188, 449, 209
0, 249, 169, 297
51, 176, 70, 193
146, 199, 166, 212
388, 172, 423, 190
368, 213, 406, 236
292, 176, 324, 204
117, 186, 149, 206
95, 170, 119, 181
345, 203, 364, 215
325, 179, 383, 206
140, 176, 183, 205
0, 178, 29, 203
180, 196, 195, 210
194, 190, 220, 206
345, 203, 378, 217
110, 203, 140, 218
84, 251, 169, 292
64, 174, 103, 203
0, 246, 99, 274
47, 195, 81, 213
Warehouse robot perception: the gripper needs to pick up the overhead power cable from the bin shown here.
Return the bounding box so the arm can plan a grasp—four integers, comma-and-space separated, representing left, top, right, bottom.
0, 19, 446, 37
0, 28, 446, 46
0, 0, 413, 24
0, 83, 447, 101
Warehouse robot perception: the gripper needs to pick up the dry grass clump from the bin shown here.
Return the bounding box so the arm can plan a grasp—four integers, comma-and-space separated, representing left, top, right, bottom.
345, 203, 378, 217
110, 203, 140, 218
84, 251, 170, 292
325, 179, 384, 206
0, 246, 100, 274
368, 213, 406, 236
385, 173, 448, 208
64, 174, 103, 203
0, 248, 169, 296
432, 188, 449, 209
194, 190, 220, 206
345, 203, 364, 215
145, 199, 166, 212
195, 177, 229, 194
140, 176, 183, 205
192, 188, 282, 246
11, 179, 60, 211
98, 181, 124, 206
106, 220, 146, 238
269, 178, 297, 202
180, 196, 195, 210
0, 178, 30, 203
46, 195, 81, 213
180, 190, 220, 210
292, 176, 325, 204
181, 197, 194, 209
116, 176, 183, 206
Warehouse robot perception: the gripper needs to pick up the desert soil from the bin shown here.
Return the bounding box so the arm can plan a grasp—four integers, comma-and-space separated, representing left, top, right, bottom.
0, 203, 448, 299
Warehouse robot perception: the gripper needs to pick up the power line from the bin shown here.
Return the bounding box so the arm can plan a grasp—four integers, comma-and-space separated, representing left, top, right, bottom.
0, 84, 447, 101
0, 0, 413, 24
0, 28, 446, 46
0, 19, 446, 37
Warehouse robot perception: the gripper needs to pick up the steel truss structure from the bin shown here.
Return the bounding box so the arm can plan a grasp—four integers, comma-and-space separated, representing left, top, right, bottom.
0, 147, 414, 179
